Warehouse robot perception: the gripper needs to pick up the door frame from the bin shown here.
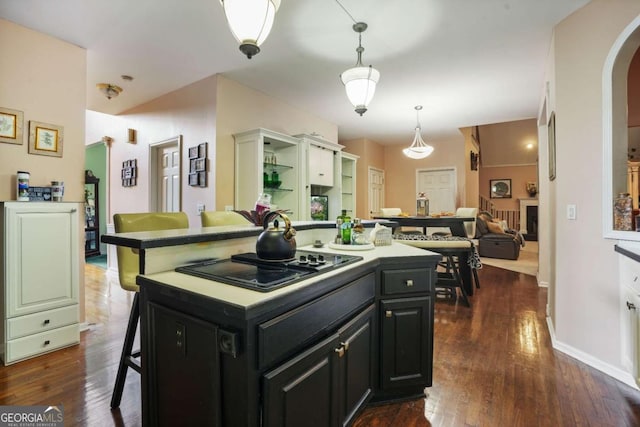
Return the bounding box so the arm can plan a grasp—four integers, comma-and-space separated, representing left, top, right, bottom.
149, 135, 183, 212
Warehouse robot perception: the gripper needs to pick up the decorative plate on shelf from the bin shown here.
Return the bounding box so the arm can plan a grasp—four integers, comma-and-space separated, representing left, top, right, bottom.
328, 242, 375, 251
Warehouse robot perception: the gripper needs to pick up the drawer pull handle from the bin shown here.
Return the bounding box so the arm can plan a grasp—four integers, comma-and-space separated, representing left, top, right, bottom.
405, 279, 414, 287
628, 301, 637, 311
386, 310, 393, 318
43, 319, 50, 325
334, 346, 345, 358
44, 340, 50, 346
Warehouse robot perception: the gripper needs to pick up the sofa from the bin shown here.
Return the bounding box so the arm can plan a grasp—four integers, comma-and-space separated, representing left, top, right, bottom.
475, 211, 523, 260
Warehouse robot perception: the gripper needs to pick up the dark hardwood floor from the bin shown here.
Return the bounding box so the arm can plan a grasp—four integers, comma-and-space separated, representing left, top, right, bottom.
1, 263, 639, 426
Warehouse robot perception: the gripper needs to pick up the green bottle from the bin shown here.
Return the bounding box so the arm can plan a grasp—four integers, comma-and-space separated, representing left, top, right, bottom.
340, 209, 351, 244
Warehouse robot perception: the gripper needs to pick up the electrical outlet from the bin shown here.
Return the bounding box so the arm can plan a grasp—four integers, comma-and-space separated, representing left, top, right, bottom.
567, 204, 577, 220
197, 203, 205, 214
224, 205, 234, 211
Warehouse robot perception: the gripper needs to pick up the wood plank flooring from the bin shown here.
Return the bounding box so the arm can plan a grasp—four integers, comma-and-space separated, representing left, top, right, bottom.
1, 263, 639, 426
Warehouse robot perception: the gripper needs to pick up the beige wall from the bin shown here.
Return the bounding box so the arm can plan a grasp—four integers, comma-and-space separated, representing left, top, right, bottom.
215, 75, 338, 211
341, 138, 385, 218
479, 119, 539, 167
479, 165, 538, 211
383, 135, 466, 214
0, 19, 87, 321
547, 0, 640, 378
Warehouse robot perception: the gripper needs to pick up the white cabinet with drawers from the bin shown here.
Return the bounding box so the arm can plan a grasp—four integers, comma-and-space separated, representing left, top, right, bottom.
0, 202, 80, 364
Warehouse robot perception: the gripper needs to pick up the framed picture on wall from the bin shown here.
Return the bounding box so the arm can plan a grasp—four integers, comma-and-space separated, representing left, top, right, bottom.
490, 179, 512, 199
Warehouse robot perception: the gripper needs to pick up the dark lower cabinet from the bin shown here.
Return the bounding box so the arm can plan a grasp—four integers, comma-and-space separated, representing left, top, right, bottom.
380, 296, 432, 390
263, 304, 374, 427
146, 303, 222, 426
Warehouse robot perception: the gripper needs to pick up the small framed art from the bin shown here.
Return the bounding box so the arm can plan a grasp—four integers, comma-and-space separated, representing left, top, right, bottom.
490, 179, 511, 199
28, 121, 63, 157
0, 107, 23, 145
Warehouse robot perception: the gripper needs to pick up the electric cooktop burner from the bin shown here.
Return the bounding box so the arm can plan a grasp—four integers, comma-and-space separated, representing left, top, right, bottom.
175, 250, 363, 292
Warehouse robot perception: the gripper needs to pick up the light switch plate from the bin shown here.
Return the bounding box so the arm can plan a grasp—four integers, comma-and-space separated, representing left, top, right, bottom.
567, 204, 577, 220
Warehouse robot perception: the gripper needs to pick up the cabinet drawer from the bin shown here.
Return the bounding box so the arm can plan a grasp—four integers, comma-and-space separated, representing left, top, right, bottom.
258, 272, 374, 369
5, 324, 79, 364
382, 269, 431, 295
7, 305, 78, 340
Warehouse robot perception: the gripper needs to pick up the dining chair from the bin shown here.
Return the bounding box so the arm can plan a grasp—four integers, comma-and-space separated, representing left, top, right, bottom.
110, 211, 189, 409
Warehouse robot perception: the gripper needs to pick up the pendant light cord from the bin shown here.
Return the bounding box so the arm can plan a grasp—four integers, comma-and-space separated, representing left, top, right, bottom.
334, 0, 358, 24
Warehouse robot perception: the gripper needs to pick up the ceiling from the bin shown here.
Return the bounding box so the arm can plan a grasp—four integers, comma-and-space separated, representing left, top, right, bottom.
0, 0, 590, 144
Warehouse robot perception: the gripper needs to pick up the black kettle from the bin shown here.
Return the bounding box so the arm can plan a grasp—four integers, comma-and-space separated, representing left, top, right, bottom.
256, 212, 297, 260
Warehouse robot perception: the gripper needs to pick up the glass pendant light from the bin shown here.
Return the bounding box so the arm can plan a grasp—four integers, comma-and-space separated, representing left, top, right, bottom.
403, 106, 434, 159
221, 0, 280, 59
340, 22, 380, 116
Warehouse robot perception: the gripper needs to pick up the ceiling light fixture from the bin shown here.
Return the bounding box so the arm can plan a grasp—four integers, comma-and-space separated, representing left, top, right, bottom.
96, 83, 123, 100
220, 0, 280, 59
403, 106, 434, 159
340, 22, 380, 116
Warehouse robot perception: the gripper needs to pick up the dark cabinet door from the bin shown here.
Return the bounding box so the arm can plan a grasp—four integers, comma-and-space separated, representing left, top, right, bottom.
380, 296, 432, 389
263, 332, 340, 427
263, 304, 374, 427
336, 304, 374, 427
146, 302, 221, 427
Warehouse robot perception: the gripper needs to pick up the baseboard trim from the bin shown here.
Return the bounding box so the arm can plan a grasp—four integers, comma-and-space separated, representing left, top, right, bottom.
546, 316, 638, 390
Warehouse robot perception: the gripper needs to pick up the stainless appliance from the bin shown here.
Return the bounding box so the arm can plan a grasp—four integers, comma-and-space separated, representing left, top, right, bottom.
175, 250, 362, 292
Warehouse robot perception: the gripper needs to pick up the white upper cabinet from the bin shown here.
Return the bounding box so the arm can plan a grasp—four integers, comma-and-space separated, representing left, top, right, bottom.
308, 144, 335, 187
234, 129, 303, 219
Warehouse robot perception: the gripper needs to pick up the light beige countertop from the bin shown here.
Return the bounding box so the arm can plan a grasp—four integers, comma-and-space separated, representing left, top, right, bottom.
137, 242, 437, 309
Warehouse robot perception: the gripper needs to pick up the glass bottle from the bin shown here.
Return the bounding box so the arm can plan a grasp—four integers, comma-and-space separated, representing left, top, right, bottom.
351, 218, 366, 245
340, 209, 352, 244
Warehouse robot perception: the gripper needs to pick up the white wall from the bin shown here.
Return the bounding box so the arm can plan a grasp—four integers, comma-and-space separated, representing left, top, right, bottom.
545, 0, 640, 384
87, 75, 218, 227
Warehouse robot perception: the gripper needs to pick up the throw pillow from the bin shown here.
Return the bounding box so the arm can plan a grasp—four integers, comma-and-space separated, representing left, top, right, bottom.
475, 217, 489, 237
486, 221, 505, 234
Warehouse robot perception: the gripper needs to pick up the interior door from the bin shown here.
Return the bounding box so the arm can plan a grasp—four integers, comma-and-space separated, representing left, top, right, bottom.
159, 145, 180, 212
416, 168, 456, 214
150, 136, 182, 213
368, 167, 384, 219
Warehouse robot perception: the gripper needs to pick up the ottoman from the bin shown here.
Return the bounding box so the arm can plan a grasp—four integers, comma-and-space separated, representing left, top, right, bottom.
478, 233, 520, 260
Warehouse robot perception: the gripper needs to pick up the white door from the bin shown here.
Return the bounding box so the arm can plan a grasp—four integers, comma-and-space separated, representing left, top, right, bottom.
368, 167, 384, 219
150, 136, 182, 213
416, 168, 456, 214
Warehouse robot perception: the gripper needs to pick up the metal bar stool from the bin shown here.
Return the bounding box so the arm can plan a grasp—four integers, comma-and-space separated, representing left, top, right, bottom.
110, 212, 189, 409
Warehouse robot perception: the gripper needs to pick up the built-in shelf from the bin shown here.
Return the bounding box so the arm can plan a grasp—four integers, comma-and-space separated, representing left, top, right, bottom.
263, 163, 293, 172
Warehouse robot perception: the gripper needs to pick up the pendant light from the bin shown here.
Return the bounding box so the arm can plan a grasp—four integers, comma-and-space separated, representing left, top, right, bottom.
220, 0, 280, 59
403, 106, 434, 159
340, 22, 380, 116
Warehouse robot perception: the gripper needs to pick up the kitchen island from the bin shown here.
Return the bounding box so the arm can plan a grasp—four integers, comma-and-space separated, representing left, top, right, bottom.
104, 222, 440, 426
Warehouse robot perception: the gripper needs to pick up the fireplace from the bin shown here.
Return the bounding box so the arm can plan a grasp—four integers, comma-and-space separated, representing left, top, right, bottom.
519, 198, 539, 241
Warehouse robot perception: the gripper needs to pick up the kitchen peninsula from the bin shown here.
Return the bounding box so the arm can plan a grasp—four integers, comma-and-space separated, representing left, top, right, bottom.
102, 221, 440, 426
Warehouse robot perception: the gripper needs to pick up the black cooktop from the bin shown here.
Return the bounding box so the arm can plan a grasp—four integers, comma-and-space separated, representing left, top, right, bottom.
175, 250, 362, 292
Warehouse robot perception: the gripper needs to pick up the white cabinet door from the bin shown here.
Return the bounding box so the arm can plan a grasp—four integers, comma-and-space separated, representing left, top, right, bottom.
4, 203, 79, 318
308, 145, 334, 187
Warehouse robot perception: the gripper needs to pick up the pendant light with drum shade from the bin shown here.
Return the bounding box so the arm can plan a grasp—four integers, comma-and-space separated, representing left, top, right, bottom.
403, 106, 434, 159
220, 0, 280, 59
340, 22, 380, 116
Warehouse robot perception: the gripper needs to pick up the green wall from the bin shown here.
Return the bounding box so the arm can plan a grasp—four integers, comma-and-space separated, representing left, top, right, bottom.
85, 143, 107, 254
